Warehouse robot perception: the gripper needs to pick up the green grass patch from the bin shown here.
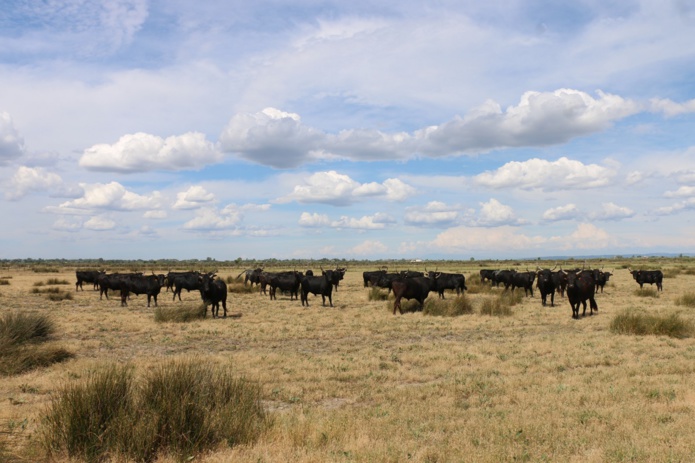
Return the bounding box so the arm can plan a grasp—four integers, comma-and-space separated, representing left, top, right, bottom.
40, 358, 269, 463
675, 293, 695, 308
154, 304, 207, 323
610, 311, 694, 338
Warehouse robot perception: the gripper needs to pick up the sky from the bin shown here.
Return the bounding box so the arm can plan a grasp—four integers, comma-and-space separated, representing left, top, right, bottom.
1, 0, 695, 261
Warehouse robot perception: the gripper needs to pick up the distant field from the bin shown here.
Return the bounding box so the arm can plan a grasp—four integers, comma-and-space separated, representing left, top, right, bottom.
2, 258, 695, 462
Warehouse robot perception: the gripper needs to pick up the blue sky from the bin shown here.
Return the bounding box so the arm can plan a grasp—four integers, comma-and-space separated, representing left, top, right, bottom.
1, 0, 695, 260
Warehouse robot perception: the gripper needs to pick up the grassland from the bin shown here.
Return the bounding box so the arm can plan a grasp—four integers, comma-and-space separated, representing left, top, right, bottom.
2, 258, 695, 462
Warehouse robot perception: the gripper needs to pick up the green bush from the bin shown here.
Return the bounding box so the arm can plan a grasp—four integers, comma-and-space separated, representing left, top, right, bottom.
41, 359, 269, 463
610, 311, 694, 338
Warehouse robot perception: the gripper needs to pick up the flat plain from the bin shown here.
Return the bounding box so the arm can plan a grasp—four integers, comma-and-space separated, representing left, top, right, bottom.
2, 258, 695, 462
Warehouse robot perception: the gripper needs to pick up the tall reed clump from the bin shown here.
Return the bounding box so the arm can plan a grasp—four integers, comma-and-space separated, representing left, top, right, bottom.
479, 291, 521, 317
368, 287, 389, 301
610, 310, 694, 338
154, 303, 207, 323
226, 279, 257, 294
0, 312, 74, 376
40, 358, 269, 463
423, 295, 474, 316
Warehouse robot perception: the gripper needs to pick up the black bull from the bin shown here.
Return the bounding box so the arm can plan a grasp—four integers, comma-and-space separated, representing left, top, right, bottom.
427, 271, 466, 299
566, 270, 598, 319
120, 274, 165, 307
629, 269, 663, 291
200, 274, 228, 318
391, 276, 438, 315
301, 270, 341, 307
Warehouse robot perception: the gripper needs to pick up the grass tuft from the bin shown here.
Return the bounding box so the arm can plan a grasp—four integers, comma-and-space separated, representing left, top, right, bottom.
227, 280, 257, 294
368, 287, 389, 301
675, 292, 695, 308
0, 312, 73, 376
424, 295, 474, 317
634, 288, 659, 298
154, 304, 207, 323
40, 358, 269, 463
45, 278, 70, 285
610, 310, 694, 338
0, 279, 10, 286
479, 292, 519, 317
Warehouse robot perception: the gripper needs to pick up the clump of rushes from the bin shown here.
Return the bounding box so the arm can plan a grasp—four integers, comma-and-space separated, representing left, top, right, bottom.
40, 358, 269, 463
154, 303, 207, 323
423, 295, 474, 316
479, 292, 520, 317
610, 310, 694, 338
369, 287, 389, 301
0, 312, 73, 376
226, 280, 257, 294
634, 288, 659, 298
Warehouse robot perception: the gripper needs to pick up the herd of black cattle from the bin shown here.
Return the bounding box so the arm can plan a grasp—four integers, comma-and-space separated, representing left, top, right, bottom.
73, 266, 664, 320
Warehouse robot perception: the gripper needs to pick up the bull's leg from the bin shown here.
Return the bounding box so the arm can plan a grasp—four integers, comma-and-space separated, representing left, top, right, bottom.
550, 291, 555, 307
221, 300, 227, 318
393, 297, 401, 315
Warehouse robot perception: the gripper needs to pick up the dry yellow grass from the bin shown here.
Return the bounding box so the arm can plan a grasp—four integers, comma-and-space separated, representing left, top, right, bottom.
2, 260, 695, 462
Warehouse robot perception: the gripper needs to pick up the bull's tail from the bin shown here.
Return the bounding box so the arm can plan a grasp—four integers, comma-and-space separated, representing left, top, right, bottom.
590, 298, 598, 312
236, 269, 248, 279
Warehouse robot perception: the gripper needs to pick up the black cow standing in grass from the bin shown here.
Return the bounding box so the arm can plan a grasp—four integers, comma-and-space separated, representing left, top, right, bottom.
565, 270, 598, 319
172, 271, 202, 301
391, 275, 437, 315
595, 270, 612, 293
479, 269, 497, 284
512, 271, 536, 297
199, 273, 228, 318
536, 268, 556, 307
552, 271, 569, 298
120, 274, 165, 308
301, 270, 337, 307
363, 269, 387, 287
269, 271, 303, 301
98, 272, 140, 300
76, 270, 103, 291
628, 268, 663, 291
494, 270, 516, 290
427, 271, 466, 299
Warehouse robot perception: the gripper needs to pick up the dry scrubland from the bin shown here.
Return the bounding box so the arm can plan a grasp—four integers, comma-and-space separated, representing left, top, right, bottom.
2, 259, 695, 462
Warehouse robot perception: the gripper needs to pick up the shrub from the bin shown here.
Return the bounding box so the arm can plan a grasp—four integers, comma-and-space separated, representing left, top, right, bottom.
40, 359, 269, 463
675, 292, 695, 308
610, 311, 694, 338
423, 295, 474, 317
155, 304, 207, 323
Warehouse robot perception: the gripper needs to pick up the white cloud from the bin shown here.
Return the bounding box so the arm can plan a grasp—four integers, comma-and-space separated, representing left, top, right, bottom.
650, 98, 695, 117
405, 201, 460, 226
589, 202, 635, 221
219, 108, 325, 168
654, 198, 695, 216
542, 204, 580, 222
350, 240, 388, 255
79, 132, 221, 173
474, 157, 615, 191
182, 207, 242, 231
84, 216, 116, 231
173, 186, 216, 210
5, 166, 63, 200
52, 217, 82, 232
278, 170, 415, 206
143, 210, 167, 219
475, 198, 526, 227
56, 182, 162, 212
299, 211, 396, 229
0, 112, 25, 165
664, 186, 695, 198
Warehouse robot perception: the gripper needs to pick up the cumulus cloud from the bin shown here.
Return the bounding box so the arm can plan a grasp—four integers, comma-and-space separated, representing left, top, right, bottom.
173, 186, 216, 210
475, 199, 526, 227
84, 216, 116, 231
404, 201, 460, 226
474, 157, 615, 191
664, 186, 695, 198
299, 211, 396, 229
79, 132, 221, 173
52, 217, 82, 232
182, 206, 242, 231
143, 210, 167, 219
0, 112, 25, 165
654, 198, 695, 216
350, 240, 388, 255
5, 166, 63, 200
56, 182, 162, 212
219, 108, 325, 168
218, 90, 643, 168
542, 204, 581, 222
589, 202, 635, 221
277, 170, 415, 206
